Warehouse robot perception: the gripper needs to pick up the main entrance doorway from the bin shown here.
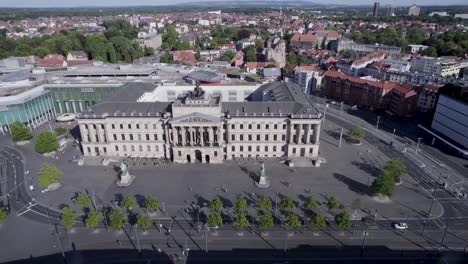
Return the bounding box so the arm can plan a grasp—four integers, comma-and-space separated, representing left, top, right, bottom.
195, 150, 202, 162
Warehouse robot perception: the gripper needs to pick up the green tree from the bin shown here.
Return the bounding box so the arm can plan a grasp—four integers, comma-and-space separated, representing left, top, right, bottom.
304, 195, 318, 212
108, 208, 127, 229
206, 210, 223, 227
106, 42, 117, 63
210, 196, 223, 212
232, 212, 249, 230
279, 196, 296, 211
10, 121, 32, 141
234, 196, 248, 213
335, 211, 352, 229
348, 125, 365, 140
383, 158, 407, 182
85, 210, 103, 228
0, 207, 9, 221
406, 26, 427, 45
371, 169, 395, 197
85, 33, 108, 61
286, 51, 298, 65
326, 196, 340, 212
160, 52, 174, 64
244, 45, 256, 62
310, 214, 326, 231
75, 193, 92, 207
422, 46, 437, 57
255, 39, 264, 48
285, 213, 301, 229
220, 50, 235, 61
38, 163, 63, 189
258, 213, 274, 230
136, 213, 153, 229
60, 207, 77, 230
144, 195, 160, 211
34, 130, 59, 154
256, 195, 272, 212
122, 194, 136, 210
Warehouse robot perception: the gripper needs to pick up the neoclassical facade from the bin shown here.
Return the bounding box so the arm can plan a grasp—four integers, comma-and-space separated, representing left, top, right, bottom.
77, 82, 322, 164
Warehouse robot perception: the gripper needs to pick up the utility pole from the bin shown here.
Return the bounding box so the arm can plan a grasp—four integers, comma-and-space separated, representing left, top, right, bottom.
360, 229, 369, 257
135, 225, 141, 254
338, 128, 343, 148
416, 137, 422, 154
376, 116, 381, 129
54, 224, 66, 262
439, 224, 449, 250
422, 172, 441, 237
205, 225, 208, 253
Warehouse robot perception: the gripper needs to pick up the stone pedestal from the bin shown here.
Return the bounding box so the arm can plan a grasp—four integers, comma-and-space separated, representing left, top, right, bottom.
116, 171, 135, 187
255, 174, 270, 188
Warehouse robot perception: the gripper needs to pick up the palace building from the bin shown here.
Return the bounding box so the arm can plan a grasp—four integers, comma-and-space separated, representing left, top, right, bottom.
76, 81, 323, 164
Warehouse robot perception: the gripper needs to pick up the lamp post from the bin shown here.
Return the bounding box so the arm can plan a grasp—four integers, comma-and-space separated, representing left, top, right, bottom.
376, 116, 381, 130
360, 230, 369, 257
416, 137, 422, 154
323, 104, 329, 124
338, 128, 343, 148
422, 172, 441, 237
439, 224, 449, 250
393, 129, 396, 136
340, 101, 344, 113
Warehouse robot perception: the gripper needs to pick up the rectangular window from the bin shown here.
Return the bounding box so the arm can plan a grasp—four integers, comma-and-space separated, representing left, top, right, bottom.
120, 124, 123, 129
155, 145, 159, 151
265, 146, 268, 151
248, 124, 252, 129
274, 135, 277, 141
147, 145, 151, 151
139, 145, 143, 151
87, 147, 91, 153
256, 134, 260, 141
178, 151, 181, 156
292, 148, 296, 154
248, 134, 252, 141
103, 147, 107, 153
138, 134, 141, 141
145, 124, 148, 129
121, 134, 125, 140
256, 146, 260, 151
123, 145, 127, 151
274, 124, 278, 129
131, 145, 135, 151
282, 135, 285, 141
231, 124, 235, 129
240, 135, 244, 141
240, 146, 244, 151
154, 134, 158, 141
128, 124, 131, 129
266, 124, 269, 129
146, 134, 150, 140
273, 146, 277, 151
112, 124, 115, 129
113, 134, 117, 141
130, 134, 134, 141
240, 124, 243, 129
115, 146, 119, 151
283, 124, 286, 129
232, 146, 235, 151
248, 146, 252, 151
265, 135, 269, 141
257, 124, 260, 129
231, 134, 235, 141
153, 124, 157, 129
214, 151, 217, 157
137, 124, 140, 129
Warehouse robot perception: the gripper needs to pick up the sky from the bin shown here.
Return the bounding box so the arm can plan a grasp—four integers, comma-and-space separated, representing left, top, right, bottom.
0, 0, 466, 8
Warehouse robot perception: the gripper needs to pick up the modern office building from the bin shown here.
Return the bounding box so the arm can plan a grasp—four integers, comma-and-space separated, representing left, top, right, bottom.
373, 2, 380, 17
77, 82, 323, 165
408, 4, 421, 16
0, 86, 55, 134
431, 85, 468, 149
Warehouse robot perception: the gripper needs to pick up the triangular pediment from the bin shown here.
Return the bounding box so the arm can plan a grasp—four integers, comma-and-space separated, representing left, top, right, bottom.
171, 112, 221, 123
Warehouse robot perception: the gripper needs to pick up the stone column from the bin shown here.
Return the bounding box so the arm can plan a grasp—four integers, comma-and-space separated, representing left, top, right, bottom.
181, 127, 186, 146
296, 124, 302, 144
209, 126, 214, 146
172, 126, 177, 145
201, 127, 205, 146
314, 124, 320, 144
190, 127, 194, 146
305, 124, 311, 144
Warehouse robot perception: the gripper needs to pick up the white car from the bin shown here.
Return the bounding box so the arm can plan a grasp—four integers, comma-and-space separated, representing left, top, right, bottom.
206, 224, 219, 231
393, 222, 408, 230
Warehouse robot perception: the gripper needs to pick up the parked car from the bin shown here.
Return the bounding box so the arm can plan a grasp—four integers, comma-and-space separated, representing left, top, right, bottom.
393, 222, 408, 230
438, 181, 448, 189
206, 224, 219, 231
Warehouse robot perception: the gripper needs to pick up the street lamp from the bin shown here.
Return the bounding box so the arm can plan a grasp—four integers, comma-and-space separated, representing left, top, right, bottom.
376, 116, 381, 130
422, 171, 442, 237
360, 230, 369, 257
338, 128, 343, 148
340, 101, 344, 113
393, 129, 396, 136
416, 137, 422, 154
323, 103, 329, 124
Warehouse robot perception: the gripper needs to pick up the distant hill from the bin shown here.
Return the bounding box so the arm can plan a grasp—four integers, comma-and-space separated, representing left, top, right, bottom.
176, 0, 339, 8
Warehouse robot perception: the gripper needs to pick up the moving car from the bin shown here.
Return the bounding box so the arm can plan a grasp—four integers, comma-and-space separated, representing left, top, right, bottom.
393, 222, 408, 230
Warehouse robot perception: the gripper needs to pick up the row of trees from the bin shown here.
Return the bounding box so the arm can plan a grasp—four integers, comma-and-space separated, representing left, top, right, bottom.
10, 121, 61, 154
61, 193, 160, 230
0, 19, 151, 62
206, 194, 352, 232
350, 25, 468, 57
371, 158, 407, 197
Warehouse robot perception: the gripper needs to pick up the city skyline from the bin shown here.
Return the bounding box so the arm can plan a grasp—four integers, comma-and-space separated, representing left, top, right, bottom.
0, 0, 467, 8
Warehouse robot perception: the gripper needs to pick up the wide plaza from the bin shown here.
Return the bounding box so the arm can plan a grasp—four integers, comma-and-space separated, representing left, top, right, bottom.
11, 118, 443, 224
